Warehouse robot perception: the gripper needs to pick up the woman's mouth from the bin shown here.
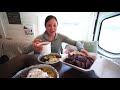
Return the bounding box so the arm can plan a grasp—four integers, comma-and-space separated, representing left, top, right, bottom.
50, 31, 54, 33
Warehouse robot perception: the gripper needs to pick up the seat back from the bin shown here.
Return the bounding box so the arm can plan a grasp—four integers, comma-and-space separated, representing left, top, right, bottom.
64, 41, 98, 53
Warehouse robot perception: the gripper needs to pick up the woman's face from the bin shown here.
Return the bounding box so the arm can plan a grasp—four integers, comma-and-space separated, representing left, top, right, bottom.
45, 18, 58, 36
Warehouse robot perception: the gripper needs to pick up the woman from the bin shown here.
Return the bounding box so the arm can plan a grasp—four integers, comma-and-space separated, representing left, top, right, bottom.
23, 15, 89, 56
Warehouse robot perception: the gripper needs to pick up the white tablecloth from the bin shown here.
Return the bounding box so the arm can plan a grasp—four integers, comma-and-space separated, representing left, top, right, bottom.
91, 54, 120, 78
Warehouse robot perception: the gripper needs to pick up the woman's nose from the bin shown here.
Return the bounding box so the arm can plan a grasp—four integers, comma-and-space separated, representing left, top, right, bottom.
51, 26, 55, 30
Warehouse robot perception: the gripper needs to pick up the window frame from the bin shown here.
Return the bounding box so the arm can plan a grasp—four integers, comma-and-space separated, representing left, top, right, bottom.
97, 13, 120, 58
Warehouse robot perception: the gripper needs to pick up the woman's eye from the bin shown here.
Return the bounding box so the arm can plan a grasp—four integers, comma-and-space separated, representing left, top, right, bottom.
47, 24, 57, 28
48, 25, 51, 27
54, 25, 56, 27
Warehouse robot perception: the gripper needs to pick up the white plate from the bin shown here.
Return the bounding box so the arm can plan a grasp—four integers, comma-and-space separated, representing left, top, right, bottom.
59, 54, 97, 72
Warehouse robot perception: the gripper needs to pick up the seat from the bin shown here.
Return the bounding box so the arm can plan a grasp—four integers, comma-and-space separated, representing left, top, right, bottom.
62, 41, 98, 53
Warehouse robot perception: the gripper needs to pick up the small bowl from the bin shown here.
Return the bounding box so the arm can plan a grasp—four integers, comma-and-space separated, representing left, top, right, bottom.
12, 64, 59, 78
37, 53, 61, 66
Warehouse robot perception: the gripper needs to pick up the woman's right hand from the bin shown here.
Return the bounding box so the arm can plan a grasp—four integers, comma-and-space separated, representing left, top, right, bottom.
32, 38, 43, 52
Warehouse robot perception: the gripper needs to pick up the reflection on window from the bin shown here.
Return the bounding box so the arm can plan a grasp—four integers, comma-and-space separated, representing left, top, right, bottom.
99, 15, 120, 54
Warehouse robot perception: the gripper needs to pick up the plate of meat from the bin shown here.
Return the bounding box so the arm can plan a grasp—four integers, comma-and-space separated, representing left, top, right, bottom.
60, 51, 97, 72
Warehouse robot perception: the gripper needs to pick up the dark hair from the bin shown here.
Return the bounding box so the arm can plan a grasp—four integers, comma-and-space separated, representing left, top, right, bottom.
45, 15, 58, 27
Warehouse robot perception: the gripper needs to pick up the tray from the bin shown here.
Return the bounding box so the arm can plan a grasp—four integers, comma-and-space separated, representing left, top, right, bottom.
60, 53, 97, 72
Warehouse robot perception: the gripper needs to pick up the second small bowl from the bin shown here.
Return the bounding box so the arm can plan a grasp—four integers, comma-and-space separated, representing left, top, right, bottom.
37, 53, 61, 66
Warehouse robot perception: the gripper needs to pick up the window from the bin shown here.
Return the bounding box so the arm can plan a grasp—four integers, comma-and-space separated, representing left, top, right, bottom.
37, 12, 97, 41
99, 15, 120, 54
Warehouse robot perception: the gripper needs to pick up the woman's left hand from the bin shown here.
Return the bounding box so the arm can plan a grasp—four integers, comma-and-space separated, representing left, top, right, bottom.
80, 49, 89, 56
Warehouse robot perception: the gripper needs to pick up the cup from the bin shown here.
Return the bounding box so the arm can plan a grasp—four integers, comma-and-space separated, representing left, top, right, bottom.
40, 42, 51, 55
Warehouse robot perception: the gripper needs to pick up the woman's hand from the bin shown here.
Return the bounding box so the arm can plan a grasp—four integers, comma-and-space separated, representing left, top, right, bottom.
32, 38, 43, 52
80, 49, 89, 56
63, 49, 75, 54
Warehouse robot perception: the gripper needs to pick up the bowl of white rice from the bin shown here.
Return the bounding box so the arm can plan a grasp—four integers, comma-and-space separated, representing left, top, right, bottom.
12, 64, 59, 78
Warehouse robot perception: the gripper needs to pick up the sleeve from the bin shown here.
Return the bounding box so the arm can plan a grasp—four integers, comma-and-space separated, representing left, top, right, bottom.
62, 34, 76, 45
61, 34, 84, 51
76, 40, 84, 51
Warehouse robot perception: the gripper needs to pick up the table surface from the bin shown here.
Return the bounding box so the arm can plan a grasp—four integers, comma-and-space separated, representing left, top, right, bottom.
0, 54, 99, 78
